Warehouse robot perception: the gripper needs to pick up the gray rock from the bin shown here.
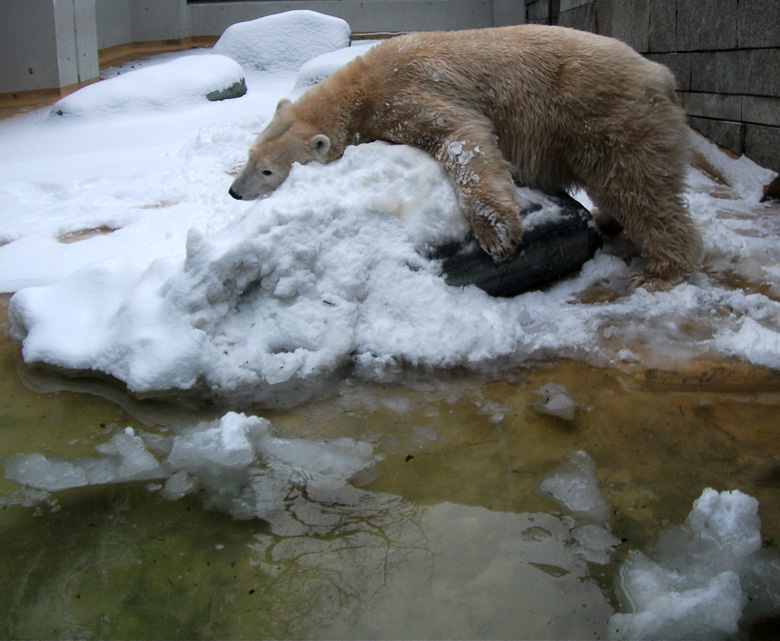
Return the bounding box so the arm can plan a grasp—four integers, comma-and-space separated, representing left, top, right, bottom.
206, 78, 247, 102
429, 190, 602, 297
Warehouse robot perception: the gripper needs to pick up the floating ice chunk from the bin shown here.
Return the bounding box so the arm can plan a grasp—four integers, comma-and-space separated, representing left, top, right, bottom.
534, 383, 578, 421
611, 563, 744, 640
161, 470, 198, 501
539, 450, 610, 522
380, 395, 411, 414
609, 488, 780, 640
571, 523, 621, 565
93, 430, 168, 481
53, 54, 245, 117
259, 433, 377, 487
3, 411, 379, 524
167, 412, 268, 472
214, 10, 350, 74
4, 453, 91, 492
4, 431, 167, 491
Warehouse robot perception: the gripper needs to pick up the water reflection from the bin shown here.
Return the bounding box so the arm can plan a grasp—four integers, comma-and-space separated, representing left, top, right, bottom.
3, 293, 780, 638
247, 489, 612, 639
0, 478, 612, 639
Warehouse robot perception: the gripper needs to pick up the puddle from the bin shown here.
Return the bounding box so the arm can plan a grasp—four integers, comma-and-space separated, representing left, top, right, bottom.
1, 295, 780, 638
57, 226, 117, 244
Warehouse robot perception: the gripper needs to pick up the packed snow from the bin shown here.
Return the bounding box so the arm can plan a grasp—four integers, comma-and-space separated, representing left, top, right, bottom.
213, 10, 351, 73
293, 42, 379, 90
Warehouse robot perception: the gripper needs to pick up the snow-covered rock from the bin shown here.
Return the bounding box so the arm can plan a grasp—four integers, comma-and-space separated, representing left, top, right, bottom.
214, 10, 351, 74
293, 42, 378, 91
53, 54, 246, 117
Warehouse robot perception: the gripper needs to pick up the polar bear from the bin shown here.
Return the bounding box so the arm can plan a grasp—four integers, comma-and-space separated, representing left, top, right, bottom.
229, 24, 701, 285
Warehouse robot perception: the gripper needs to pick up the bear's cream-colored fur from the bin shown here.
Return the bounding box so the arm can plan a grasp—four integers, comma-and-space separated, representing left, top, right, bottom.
230, 25, 701, 284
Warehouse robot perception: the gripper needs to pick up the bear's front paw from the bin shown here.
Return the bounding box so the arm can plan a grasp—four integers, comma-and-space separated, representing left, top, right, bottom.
471, 208, 524, 262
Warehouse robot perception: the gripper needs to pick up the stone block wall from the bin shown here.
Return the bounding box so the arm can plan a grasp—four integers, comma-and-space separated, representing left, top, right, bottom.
527, 0, 780, 173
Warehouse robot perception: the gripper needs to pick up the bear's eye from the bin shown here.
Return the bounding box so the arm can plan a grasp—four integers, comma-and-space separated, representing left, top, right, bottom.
261, 169, 273, 177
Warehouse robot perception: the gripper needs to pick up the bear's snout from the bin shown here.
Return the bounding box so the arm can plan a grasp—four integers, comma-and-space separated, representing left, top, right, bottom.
228, 187, 243, 200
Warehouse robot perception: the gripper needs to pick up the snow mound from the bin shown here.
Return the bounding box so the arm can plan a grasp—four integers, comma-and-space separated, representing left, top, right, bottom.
9, 142, 474, 403
214, 10, 351, 74
53, 54, 246, 117
10, 134, 780, 404
293, 43, 378, 91
609, 489, 780, 640
3, 412, 377, 522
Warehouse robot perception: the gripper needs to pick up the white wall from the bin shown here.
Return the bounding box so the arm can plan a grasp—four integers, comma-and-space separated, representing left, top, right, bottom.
0, 0, 98, 94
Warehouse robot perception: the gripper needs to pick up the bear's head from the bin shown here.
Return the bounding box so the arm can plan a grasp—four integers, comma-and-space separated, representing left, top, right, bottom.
229, 98, 336, 200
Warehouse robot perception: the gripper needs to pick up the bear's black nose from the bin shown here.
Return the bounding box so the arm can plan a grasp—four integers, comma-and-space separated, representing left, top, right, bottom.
228, 187, 242, 200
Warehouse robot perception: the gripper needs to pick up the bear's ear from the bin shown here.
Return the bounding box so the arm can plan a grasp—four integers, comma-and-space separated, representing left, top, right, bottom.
275, 98, 292, 113
309, 134, 331, 161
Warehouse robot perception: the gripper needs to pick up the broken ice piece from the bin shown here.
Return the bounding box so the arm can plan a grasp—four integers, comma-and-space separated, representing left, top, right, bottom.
539, 450, 610, 522
534, 383, 578, 421
161, 470, 198, 501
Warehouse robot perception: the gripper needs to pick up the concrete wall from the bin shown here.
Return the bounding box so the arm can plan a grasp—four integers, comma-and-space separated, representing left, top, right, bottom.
527, 0, 780, 173
96, 0, 189, 49
0, 0, 98, 94
188, 1, 497, 37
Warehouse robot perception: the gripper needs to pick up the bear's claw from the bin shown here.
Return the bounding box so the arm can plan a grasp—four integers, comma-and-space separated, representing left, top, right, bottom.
472, 211, 524, 262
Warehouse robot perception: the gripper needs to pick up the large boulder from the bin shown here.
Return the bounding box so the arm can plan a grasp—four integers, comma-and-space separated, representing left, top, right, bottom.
214, 10, 351, 74
430, 190, 602, 296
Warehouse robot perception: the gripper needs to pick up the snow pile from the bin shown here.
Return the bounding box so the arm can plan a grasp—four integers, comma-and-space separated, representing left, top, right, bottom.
609, 489, 780, 640
10, 127, 780, 402
214, 10, 351, 73
3, 23, 780, 403
293, 42, 378, 90
4, 412, 377, 521
53, 54, 246, 117
9, 142, 474, 403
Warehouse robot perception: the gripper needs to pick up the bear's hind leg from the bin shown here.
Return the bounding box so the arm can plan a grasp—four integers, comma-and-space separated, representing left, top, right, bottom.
591, 187, 702, 286
433, 122, 523, 260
